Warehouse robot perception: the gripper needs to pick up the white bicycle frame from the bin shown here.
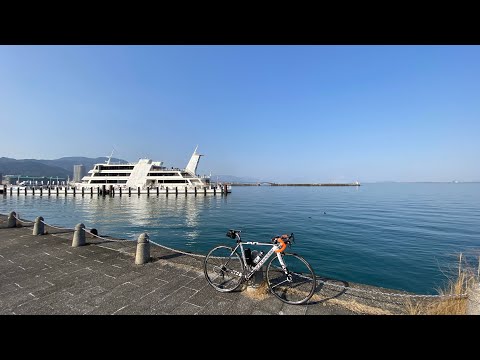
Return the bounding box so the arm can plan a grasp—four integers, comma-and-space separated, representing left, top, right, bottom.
230, 239, 288, 281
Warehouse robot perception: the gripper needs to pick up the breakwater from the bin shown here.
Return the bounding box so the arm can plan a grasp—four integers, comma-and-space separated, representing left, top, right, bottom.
231, 183, 361, 186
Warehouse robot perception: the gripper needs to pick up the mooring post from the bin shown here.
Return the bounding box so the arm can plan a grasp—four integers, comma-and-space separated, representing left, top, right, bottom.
73, 187, 75, 196
467, 283, 480, 315
64, 187, 67, 196
204, 187, 207, 196
147, 187, 150, 196
135, 233, 150, 265
7, 211, 16, 228
119, 187, 122, 196
109, 185, 113, 197
185, 186, 188, 196
17, 187, 20, 196
40, 187, 43, 196
48, 187, 51, 196
194, 187, 197, 196
56, 187, 59, 196
128, 187, 131, 196
156, 186, 159, 196
72, 223, 86, 247
137, 187, 140, 196
82, 187, 84, 197
91, 187, 93, 196
32, 216, 45, 235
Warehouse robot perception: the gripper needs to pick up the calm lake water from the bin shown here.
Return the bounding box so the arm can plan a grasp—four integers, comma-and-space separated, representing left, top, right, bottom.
2, 183, 479, 294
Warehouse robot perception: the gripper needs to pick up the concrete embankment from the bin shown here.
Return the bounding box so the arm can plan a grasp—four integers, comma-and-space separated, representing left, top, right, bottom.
0, 214, 431, 315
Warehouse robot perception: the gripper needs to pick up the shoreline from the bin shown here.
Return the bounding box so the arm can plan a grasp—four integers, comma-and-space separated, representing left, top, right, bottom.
0, 212, 439, 315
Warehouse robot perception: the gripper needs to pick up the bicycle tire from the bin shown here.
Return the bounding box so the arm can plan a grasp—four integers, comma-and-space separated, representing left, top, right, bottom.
204, 245, 244, 292
266, 252, 316, 305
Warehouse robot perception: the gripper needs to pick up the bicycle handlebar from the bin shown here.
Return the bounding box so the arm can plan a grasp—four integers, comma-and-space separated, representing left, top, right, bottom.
226, 229, 295, 245
271, 233, 294, 244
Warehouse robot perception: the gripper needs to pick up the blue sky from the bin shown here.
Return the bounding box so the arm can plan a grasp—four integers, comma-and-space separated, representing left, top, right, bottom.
0, 45, 479, 182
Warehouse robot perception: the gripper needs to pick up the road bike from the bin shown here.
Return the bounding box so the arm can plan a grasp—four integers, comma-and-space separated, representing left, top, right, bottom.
204, 229, 316, 305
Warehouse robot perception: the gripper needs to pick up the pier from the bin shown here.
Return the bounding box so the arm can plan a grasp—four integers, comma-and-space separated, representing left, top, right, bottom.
1, 184, 230, 197
0, 212, 455, 315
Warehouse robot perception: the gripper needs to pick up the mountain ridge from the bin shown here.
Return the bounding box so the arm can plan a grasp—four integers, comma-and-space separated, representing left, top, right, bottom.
0, 157, 127, 179
0, 157, 255, 183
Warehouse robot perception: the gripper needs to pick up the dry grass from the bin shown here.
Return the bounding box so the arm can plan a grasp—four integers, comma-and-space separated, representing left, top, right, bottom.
405, 253, 478, 315
243, 281, 270, 301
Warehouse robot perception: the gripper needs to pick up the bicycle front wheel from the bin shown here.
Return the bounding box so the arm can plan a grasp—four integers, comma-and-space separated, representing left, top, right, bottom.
204, 245, 244, 292
266, 253, 316, 305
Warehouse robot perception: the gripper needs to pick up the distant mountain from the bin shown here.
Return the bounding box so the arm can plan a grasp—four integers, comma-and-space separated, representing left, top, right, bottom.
0, 157, 257, 184
0, 156, 127, 179
36, 157, 127, 176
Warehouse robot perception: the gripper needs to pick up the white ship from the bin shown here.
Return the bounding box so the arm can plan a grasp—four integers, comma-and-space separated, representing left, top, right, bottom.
77, 146, 231, 194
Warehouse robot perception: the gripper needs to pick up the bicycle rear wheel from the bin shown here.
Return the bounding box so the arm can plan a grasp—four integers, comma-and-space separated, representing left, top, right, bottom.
204, 245, 244, 292
266, 253, 316, 305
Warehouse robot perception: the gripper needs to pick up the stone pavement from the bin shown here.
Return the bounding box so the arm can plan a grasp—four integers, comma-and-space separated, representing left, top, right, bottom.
0, 215, 411, 315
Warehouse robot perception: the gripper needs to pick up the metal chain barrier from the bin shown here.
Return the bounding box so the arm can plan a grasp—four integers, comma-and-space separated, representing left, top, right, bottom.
149, 241, 206, 259
12, 213, 34, 225
83, 228, 136, 243
40, 219, 75, 231
0, 212, 470, 300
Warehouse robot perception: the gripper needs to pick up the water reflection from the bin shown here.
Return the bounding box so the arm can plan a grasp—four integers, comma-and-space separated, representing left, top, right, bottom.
1, 193, 226, 244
